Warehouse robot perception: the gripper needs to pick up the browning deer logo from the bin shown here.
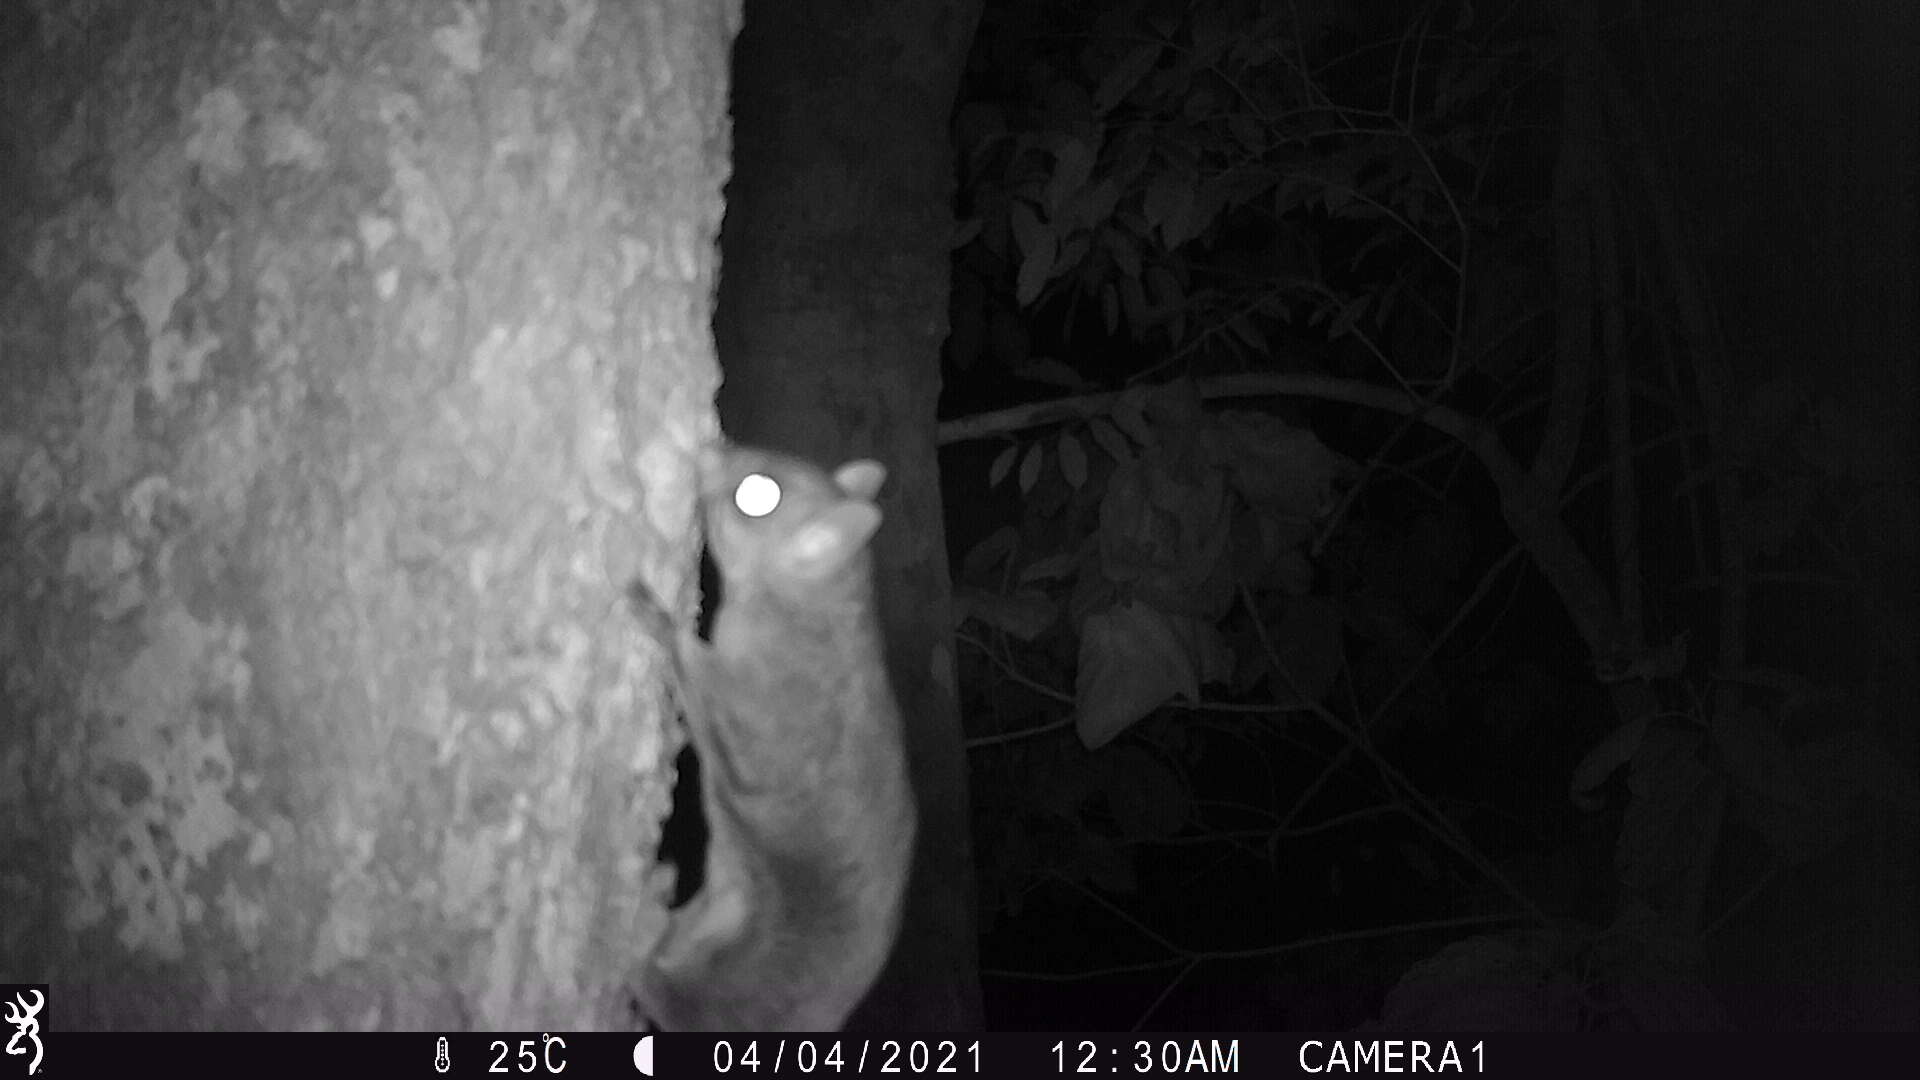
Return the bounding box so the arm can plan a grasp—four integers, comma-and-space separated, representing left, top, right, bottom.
3, 990, 42, 1077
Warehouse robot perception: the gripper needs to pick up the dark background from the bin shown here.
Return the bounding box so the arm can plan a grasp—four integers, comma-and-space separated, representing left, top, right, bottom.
916, 0, 1917, 1031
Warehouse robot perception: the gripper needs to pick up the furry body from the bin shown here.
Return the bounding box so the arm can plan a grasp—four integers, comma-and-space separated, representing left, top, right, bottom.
635, 443, 916, 1032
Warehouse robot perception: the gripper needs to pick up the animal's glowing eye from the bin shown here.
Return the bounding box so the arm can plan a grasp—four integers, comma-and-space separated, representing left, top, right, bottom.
734, 472, 782, 518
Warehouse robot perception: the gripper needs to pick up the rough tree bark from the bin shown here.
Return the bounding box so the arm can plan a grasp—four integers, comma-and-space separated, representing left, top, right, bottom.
0, 0, 736, 1030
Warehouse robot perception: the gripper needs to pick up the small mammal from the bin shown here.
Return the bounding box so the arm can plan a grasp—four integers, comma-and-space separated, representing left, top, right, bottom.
632, 442, 916, 1032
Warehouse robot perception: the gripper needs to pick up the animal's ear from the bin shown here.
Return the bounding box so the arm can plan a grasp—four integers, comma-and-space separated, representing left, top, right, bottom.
832, 460, 887, 501
774, 502, 882, 583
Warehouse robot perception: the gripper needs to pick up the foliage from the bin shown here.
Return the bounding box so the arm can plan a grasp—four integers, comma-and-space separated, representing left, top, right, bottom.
949, 0, 1549, 389
950, 4, 1552, 967
945, 0, 1916, 1031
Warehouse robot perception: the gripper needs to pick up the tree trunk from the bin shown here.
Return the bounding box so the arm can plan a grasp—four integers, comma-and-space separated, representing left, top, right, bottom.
0, 0, 736, 1030
714, 0, 986, 1029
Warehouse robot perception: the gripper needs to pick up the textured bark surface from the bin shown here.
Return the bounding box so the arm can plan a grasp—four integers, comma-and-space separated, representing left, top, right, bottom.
0, 0, 736, 1029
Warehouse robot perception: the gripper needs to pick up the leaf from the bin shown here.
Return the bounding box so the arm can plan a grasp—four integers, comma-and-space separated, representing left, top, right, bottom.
1188, 175, 1234, 239
1018, 444, 1043, 492
1018, 552, 1078, 583
1215, 410, 1356, 518
1608, 904, 1735, 1031
1109, 386, 1155, 446
1093, 42, 1163, 113
1009, 199, 1046, 255
1144, 172, 1197, 247
1045, 138, 1097, 217
1056, 232, 1090, 274
950, 216, 983, 249
1075, 601, 1215, 749
1381, 933, 1561, 1030
1058, 432, 1088, 488
1076, 178, 1123, 231
1015, 232, 1058, 305
1226, 315, 1269, 355
1616, 725, 1720, 896
954, 587, 1059, 640
1714, 706, 1844, 863
988, 445, 1018, 488
960, 525, 1018, 580
1087, 416, 1132, 462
